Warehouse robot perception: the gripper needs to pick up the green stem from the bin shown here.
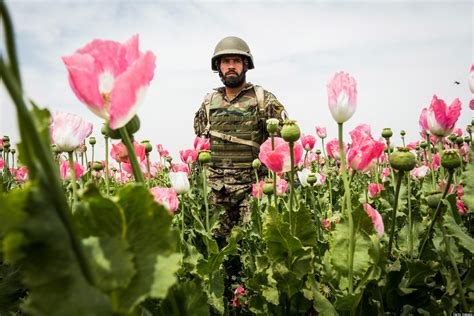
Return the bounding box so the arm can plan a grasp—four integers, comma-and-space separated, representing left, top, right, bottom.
67, 152, 78, 206
104, 136, 109, 195
439, 222, 468, 310
146, 154, 151, 188
308, 186, 320, 240
418, 170, 454, 258
425, 134, 436, 190
254, 169, 262, 235
289, 142, 296, 234
91, 144, 94, 166
119, 127, 145, 184
386, 139, 396, 186
271, 135, 277, 209
338, 123, 354, 294
437, 137, 445, 182
407, 173, 413, 258
388, 170, 403, 256
202, 164, 210, 234
321, 138, 326, 157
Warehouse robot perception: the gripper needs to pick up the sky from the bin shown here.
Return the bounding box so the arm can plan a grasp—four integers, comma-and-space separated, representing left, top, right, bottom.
1, 0, 473, 162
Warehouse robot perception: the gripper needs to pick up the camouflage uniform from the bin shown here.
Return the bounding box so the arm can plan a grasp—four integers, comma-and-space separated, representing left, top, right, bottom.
194, 82, 287, 236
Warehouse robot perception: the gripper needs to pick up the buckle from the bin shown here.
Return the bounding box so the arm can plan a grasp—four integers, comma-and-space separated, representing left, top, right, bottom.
223, 134, 233, 142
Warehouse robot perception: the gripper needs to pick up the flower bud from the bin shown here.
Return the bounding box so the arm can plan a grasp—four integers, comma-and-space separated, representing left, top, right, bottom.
198, 150, 211, 164
10, 148, 16, 154
400, 130, 406, 137
281, 120, 301, 143
141, 140, 153, 153
266, 118, 279, 135
448, 134, 457, 143
419, 140, 427, 149
263, 179, 274, 195
111, 167, 117, 172
89, 137, 96, 145
464, 136, 471, 144
426, 191, 442, 209
92, 161, 104, 171
382, 128, 393, 139
455, 136, 464, 146
441, 149, 461, 170
101, 124, 109, 136
315, 149, 321, 155
2, 136, 10, 142
3, 142, 10, 150
252, 158, 261, 170
307, 173, 317, 185
390, 147, 416, 172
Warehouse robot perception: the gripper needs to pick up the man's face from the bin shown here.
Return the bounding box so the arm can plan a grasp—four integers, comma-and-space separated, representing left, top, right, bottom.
219, 55, 246, 88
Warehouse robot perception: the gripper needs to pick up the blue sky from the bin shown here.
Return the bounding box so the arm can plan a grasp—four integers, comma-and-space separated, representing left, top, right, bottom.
1, 0, 473, 161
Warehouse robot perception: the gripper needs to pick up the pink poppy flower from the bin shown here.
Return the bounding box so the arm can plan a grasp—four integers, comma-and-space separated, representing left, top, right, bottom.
160, 150, 170, 158
258, 137, 303, 173
453, 128, 463, 137
470, 99, 474, 110
62, 35, 156, 130
13, 166, 28, 183
347, 124, 385, 172
50, 112, 93, 152
381, 167, 391, 182
156, 144, 164, 154
457, 200, 467, 215
252, 180, 265, 198
426, 95, 462, 137
406, 141, 419, 151
232, 286, 247, 308
327, 71, 357, 123
150, 186, 179, 213
363, 203, 384, 237
326, 138, 347, 161
300, 134, 316, 151
172, 163, 190, 176
315, 126, 327, 139
276, 178, 288, 196
59, 159, 84, 181
179, 149, 198, 164
110, 141, 145, 163
410, 165, 429, 179
431, 154, 440, 170
0, 159, 4, 169
456, 185, 463, 198
322, 219, 332, 230
368, 183, 384, 199
194, 137, 210, 151
419, 108, 429, 134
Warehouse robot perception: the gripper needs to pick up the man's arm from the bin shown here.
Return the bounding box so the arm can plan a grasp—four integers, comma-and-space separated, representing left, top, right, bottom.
193, 101, 208, 137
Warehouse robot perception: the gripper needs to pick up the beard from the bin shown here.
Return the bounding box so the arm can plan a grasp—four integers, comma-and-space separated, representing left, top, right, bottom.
219, 70, 246, 88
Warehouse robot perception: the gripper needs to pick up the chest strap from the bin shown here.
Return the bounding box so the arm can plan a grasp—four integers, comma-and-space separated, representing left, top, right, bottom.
209, 130, 260, 148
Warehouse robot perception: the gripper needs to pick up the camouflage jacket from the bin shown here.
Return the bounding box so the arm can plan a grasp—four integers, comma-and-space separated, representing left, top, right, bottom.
193, 83, 287, 194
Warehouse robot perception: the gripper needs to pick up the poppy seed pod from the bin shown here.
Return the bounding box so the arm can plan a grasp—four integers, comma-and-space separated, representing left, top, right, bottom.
382, 128, 393, 139
400, 130, 406, 137
307, 173, 317, 185
281, 120, 301, 143
198, 150, 211, 164
263, 179, 274, 195
101, 124, 109, 136
252, 158, 261, 170
464, 136, 471, 144
141, 140, 153, 153
92, 161, 104, 171
441, 149, 461, 170
3, 136, 10, 142
390, 147, 416, 172
266, 118, 279, 135
89, 137, 96, 145
448, 134, 458, 143
455, 137, 464, 146
426, 191, 443, 209
419, 140, 427, 149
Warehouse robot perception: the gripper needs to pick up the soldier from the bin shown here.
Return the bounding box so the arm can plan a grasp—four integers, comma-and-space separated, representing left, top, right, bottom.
194, 36, 288, 237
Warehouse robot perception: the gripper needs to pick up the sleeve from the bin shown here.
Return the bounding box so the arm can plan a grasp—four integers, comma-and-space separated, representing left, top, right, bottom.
193, 101, 208, 137
263, 90, 289, 137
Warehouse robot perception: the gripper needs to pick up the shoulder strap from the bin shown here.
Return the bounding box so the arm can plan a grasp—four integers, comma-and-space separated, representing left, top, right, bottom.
204, 92, 215, 135
254, 85, 265, 111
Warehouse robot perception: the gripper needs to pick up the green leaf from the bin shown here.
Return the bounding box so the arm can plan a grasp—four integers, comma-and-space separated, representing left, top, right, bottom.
82, 236, 135, 292
0, 184, 112, 315
303, 278, 337, 316
461, 147, 474, 210
443, 211, 474, 254
157, 279, 210, 316
294, 202, 318, 247
150, 253, 183, 299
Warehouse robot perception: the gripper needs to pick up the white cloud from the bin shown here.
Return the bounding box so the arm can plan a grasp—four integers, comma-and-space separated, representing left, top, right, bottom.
1, 0, 472, 163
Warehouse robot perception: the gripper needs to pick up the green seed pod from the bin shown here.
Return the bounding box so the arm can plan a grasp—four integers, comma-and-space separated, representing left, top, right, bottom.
141, 140, 153, 153
315, 149, 321, 155
448, 134, 457, 143
252, 158, 261, 170
3, 142, 10, 150
400, 130, 406, 137
419, 140, 427, 149
198, 150, 211, 164
441, 149, 461, 170
455, 136, 464, 146
281, 120, 301, 143
382, 128, 393, 139
107, 115, 141, 139
111, 167, 117, 172
390, 147, 417, 172
307, 173, 317, 185
10, 148, 16, 154
426, 191, 443, 209
92, 161, 104, 171
266, 118, 279, 135
101, 123, 109, 136
263, 180, 274, 195
2, 136, 10, 142
89, 137, 96, 145
464, 136, 471, 144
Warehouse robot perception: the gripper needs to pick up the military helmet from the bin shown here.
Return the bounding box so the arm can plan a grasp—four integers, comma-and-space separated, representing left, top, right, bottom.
211, 36, 254, 71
